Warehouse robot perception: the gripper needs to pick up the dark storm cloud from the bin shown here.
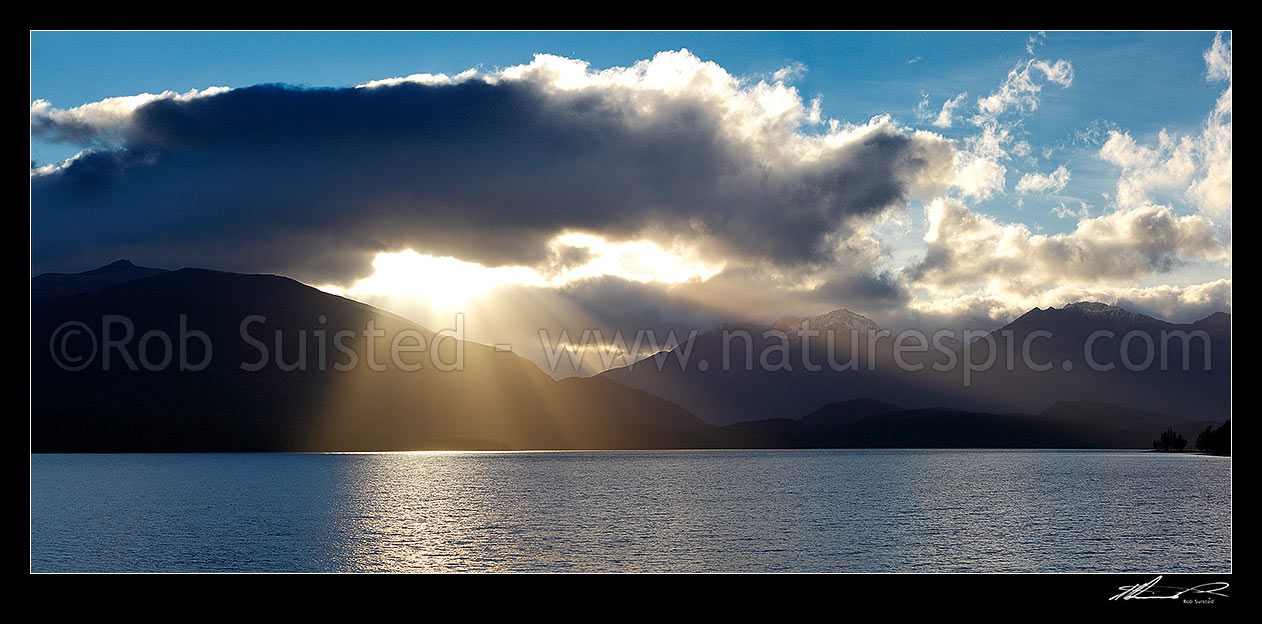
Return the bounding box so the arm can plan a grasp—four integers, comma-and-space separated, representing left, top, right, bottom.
809, 270, 911, 308
32, 67, 949, 282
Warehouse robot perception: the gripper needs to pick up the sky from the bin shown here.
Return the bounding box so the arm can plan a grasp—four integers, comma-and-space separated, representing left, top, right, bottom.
30, 30, 1232, 376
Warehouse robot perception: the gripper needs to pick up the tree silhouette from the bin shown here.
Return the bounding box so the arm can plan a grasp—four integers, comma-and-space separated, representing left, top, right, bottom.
1195, 420, 1230, 455
1196, 426, 1214, 451
1153, 426, 1187, 452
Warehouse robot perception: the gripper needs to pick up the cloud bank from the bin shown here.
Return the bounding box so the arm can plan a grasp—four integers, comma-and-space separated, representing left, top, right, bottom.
32, 50, 954, 285
31, 38, 1231, 345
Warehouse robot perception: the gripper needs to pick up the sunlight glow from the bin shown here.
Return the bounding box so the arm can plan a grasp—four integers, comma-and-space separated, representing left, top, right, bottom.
336, 251, 546, 306
546, 232, 723, 285
318, 233, 723, 305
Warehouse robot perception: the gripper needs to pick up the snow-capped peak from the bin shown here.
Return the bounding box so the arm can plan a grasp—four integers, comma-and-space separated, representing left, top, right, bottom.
772, 308, 882, 336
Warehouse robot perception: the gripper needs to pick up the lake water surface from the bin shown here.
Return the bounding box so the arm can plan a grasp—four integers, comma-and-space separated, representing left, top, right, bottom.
30, 450, 1231, 572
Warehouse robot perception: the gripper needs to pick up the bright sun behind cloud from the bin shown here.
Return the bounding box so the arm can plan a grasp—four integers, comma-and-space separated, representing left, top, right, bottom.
333, 251, 547, 306
317, 233, 724, 305
547, 232, 724, 285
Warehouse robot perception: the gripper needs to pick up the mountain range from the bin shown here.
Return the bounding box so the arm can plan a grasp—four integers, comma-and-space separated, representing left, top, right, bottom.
31, 261, 1229, 451
32, 261, 710, 451
601, 301, 1230, 425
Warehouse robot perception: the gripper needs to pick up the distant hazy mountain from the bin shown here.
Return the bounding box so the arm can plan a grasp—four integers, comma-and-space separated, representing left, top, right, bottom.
799, 398, 903, 428
771, 308, 882, 336
601, 304, 1230, 425
601, 308, 914, 425
31, 262, 710, 451
965, 302, 1231, 422
30, 262, 1230, 451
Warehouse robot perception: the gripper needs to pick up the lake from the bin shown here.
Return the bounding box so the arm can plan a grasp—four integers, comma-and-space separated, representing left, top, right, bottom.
30, 449, 1231, 572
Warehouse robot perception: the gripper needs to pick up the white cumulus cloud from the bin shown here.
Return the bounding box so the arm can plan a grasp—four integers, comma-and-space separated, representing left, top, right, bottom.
1016, 165, 1071, 194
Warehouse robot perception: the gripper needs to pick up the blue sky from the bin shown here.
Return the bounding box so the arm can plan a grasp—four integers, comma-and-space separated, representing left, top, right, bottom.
31, 31, 1219, 136
30, 31, 1222, 234
30, 31, 1231, 372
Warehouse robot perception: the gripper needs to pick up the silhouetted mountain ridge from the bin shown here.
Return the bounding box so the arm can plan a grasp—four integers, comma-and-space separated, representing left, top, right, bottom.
719, 398, 1218, 449
799, 398, 903, 428
32, 258, 168, 303
602, 302, 1229, 424
32, 262, 710, 451
31, 262, 1229, 451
